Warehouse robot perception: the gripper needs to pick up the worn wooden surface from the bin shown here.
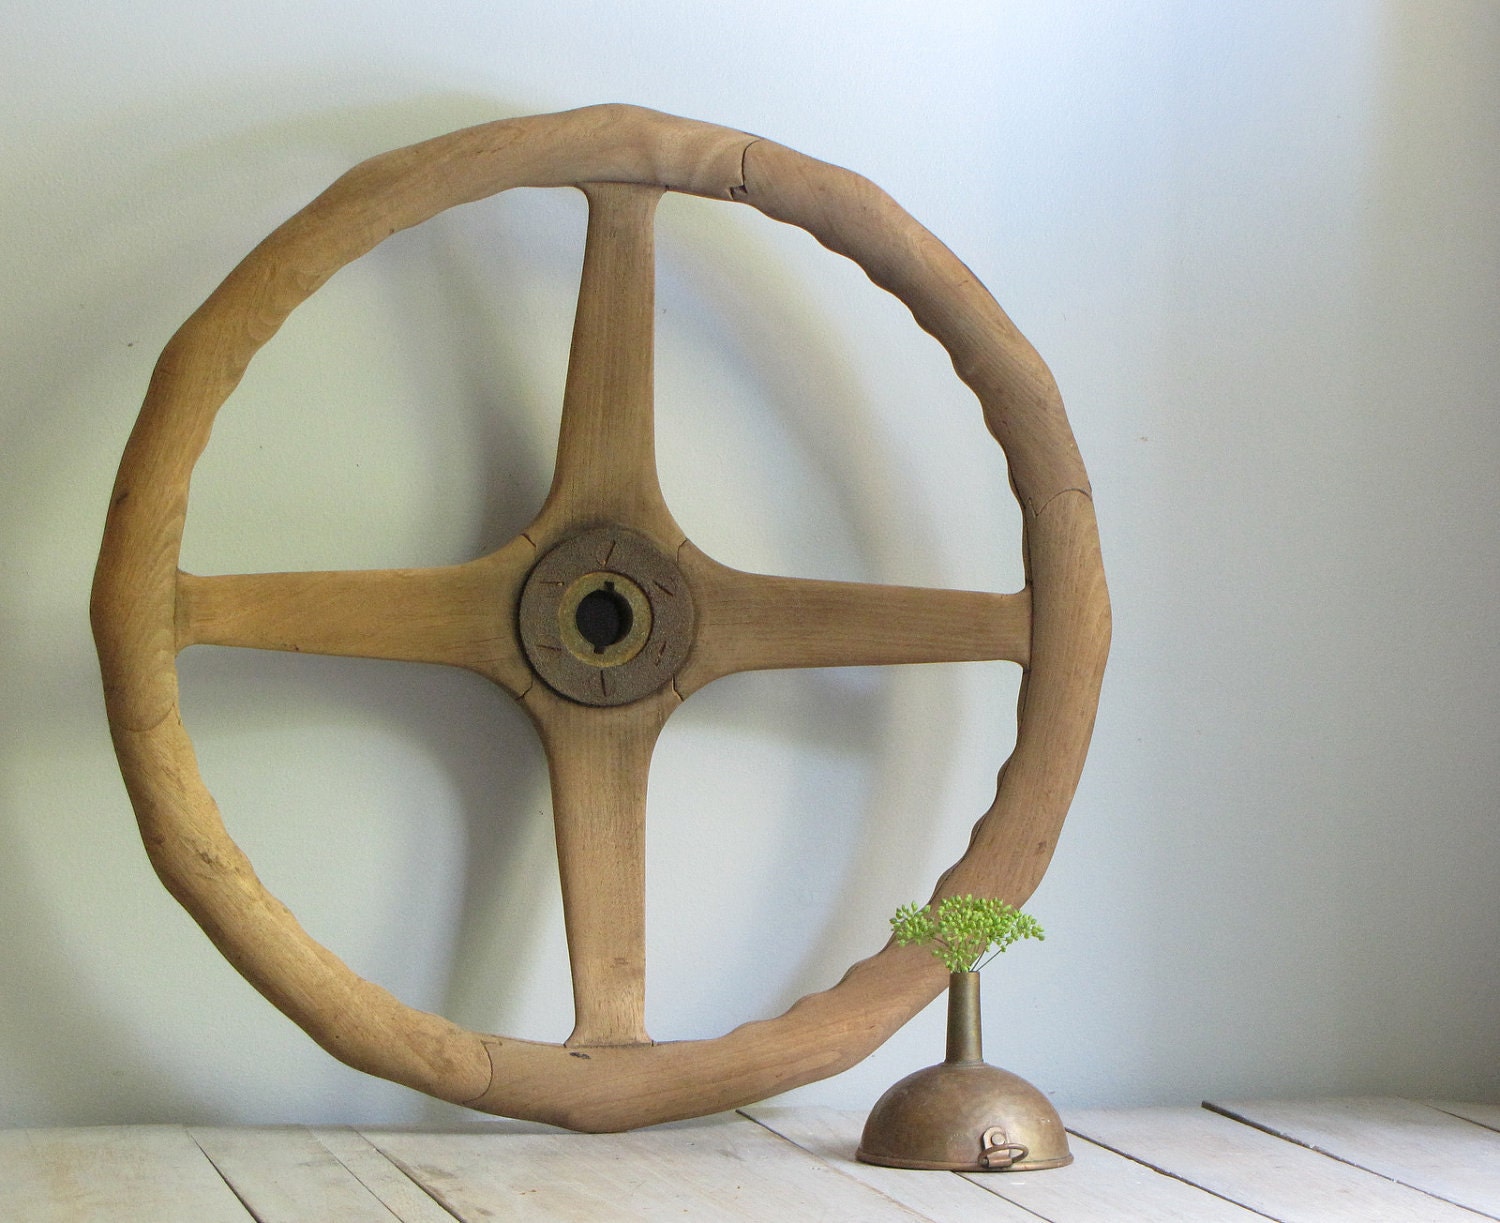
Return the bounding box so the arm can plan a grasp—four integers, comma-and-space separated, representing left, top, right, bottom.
1431, 1099, 1500, 1130
0, 1126, 253, 1223
747, 1105, 1267, 1222
92, 103, 1110, 1129
1207, 1096, 1500, 1217
8, 1100, 1496, 1221
1068, 1100, 1498, 1222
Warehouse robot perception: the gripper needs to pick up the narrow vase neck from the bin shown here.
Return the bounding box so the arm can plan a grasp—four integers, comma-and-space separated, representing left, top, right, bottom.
945, 970, 983, 1064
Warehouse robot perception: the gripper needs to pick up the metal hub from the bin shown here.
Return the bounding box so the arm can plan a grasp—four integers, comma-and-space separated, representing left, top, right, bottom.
518, 527, 695, 706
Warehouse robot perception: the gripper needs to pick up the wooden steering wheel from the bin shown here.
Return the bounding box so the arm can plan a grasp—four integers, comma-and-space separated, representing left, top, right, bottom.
92, 105, 1109, 1132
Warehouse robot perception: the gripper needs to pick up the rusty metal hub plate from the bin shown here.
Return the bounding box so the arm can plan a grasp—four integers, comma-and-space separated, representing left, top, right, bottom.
518, 527, 695, 706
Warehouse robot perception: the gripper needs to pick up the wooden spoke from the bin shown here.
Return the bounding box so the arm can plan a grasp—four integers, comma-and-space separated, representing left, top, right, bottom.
675, 544, 1031, 697
520, 683, 678, 1048
529, 181, 677, 547
175, 539, 535, 694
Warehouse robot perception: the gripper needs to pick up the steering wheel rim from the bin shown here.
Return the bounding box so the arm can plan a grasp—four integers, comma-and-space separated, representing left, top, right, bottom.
91, 104, 1110, 1132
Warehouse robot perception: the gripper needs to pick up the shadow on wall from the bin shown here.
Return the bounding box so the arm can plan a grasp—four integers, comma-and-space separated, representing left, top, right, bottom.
4, 78, 1014, 1121
0, 77, 558, 1124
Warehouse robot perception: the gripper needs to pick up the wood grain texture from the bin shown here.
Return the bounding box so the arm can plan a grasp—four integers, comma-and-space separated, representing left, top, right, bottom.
520, 684, 679, 1048
13, 1105, 1500, 1221
529, 182, 680, 551
1069, 1105, 1484, 1222
0, 1126, 253, 1223
309, 1129, 463, 1223
1208, 1097, 1500, 1219
364, 1115, 933, 1222
934, 491, 1108, 903
676, 545, 1030, 695
93, 104, 1109, 1130
743, 1107, 1041, 1222
1429, 1100, 1500, 1132
190, 1127, 422, 1223
987, 1132, 1271, 1222
746, 1106, 1269, 1223
176, 540, 535, 695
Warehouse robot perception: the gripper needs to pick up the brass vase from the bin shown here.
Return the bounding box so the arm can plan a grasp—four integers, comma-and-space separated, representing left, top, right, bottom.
856, 971, 1072, 1171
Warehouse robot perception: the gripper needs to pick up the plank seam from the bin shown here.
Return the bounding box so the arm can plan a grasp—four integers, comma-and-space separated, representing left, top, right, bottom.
186, 1130, 266, 1223
310, 1128, 450, 1223
736, 1109, 948, 1223
358, 1140, 472, 1223
1062, 1129, 1282, 1222
1201, 1102, 1500, 1222
1428, 1103, 1500, 1137
952, 1178, 1057, 1222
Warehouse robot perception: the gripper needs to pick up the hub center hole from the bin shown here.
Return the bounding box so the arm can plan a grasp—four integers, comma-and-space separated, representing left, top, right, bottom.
575, 583, 633, 654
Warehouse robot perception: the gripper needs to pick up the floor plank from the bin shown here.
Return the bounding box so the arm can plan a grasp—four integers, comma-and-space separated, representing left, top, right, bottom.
311, 1128, 461, 1222
192, 1126, 431, 1222
743, 1106, 1037, 1222
0, 1125, 253, 1223
746, 1104, 1268, 1222
1208, 1097, 1500, 1220
1068, 1105, 1485, 1223
10, 1100, 1498, 1220
980, 1132, 1268, 1222
1429, 1100, 1500, 1133
364, 1114, 935, 1222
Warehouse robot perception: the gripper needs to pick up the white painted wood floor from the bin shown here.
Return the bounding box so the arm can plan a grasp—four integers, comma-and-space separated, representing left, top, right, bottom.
3, 1098, 1496, 1221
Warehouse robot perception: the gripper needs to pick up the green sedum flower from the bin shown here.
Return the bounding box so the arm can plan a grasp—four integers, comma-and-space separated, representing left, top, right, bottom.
891, 895, 1044, 974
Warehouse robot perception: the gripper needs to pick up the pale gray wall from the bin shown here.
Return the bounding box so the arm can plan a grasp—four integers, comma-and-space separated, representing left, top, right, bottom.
3, 0, 1496, 1126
